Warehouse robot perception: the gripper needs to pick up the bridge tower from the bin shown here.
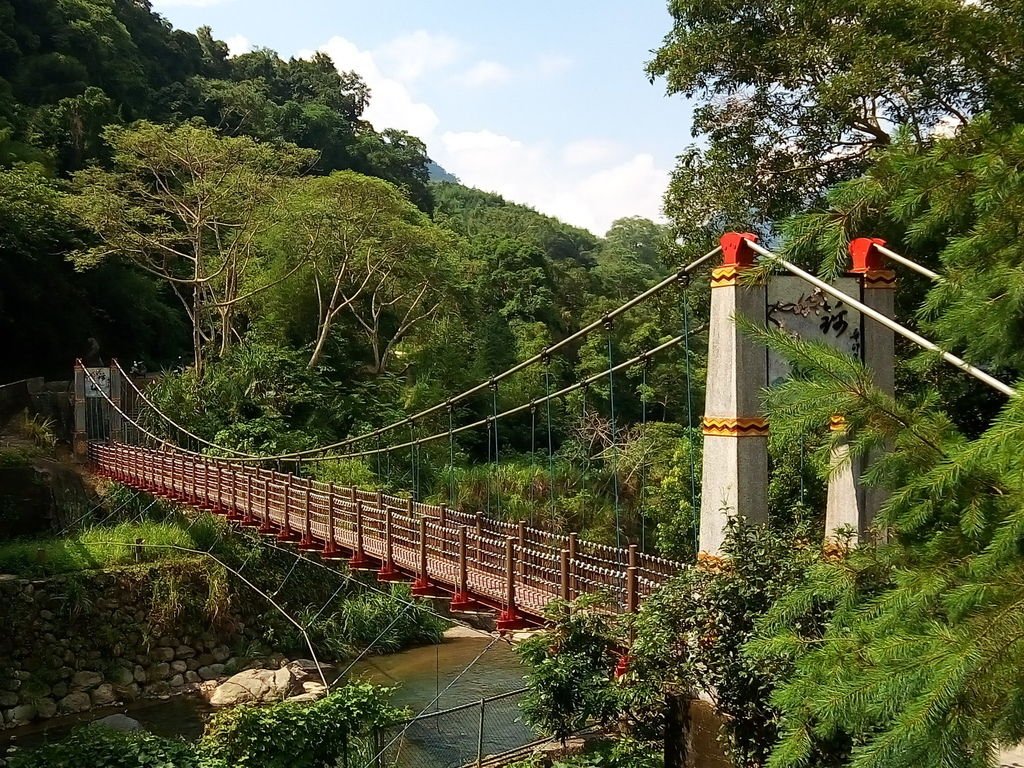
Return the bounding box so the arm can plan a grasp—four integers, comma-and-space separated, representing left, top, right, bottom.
698, 233, 769, 555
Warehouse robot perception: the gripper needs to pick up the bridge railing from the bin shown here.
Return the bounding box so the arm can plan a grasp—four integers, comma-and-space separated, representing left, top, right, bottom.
87, 443, 682, 621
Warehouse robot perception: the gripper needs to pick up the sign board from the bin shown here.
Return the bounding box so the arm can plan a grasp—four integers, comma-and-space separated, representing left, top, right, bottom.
766, 277, 862, 386
85, 367, 111, 398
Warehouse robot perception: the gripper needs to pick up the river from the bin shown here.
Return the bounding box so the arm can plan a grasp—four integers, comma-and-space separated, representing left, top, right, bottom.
3, 627, 534, 766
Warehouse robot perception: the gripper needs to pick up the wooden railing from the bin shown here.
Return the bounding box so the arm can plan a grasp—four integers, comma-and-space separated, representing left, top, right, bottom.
89, 443, 681, 628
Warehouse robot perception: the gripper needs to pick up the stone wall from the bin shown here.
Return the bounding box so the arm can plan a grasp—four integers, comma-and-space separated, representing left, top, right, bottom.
0, 560, 256, 729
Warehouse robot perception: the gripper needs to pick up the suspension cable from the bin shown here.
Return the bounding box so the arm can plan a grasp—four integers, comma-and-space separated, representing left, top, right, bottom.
130, 246, 722, 465
605, 318, 621, 551
112, 360, 261, 457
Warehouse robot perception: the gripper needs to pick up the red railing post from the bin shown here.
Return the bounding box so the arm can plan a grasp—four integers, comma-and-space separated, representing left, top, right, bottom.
568, 532, 578, 601
299, 486, 321, 551
259, 477, 276, 535
322, 482, 343, 559
497, 536, 525, 631
560, 549, 570, 601
378, 505, 400, 581
517, 520, 526, 582
226, 466, 241, 521
439, 503, 448, 526
241, 475, 258, 527
412, 517, 434, 595
349, 500, 371, 568
450, 526, 473, 610
277, 479, 299, 542
215, 461, 224, 515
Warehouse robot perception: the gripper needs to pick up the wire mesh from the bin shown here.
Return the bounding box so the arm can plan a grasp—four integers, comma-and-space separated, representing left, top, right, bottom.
378, 688, 533, 768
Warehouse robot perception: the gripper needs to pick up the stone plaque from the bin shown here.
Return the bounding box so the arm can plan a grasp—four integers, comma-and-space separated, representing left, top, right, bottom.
85, 367, 110, 398
766, 277, 862, 386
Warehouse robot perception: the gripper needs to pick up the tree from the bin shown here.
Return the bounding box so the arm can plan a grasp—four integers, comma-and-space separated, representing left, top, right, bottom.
66, 121, 316, 376
263, 170, 455, 369
518, 594, 622, 745
647, 0, 1024, 243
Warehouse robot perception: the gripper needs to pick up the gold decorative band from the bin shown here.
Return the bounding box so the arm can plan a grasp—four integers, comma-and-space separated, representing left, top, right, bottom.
710, 265, 741, 287
701, 416, 769, 437
829, 415, 847, 432
861, 269, 896, 288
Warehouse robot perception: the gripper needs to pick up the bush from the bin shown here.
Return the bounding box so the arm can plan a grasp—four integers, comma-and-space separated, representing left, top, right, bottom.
7, 725, 203, 768
200, 682, 406, 768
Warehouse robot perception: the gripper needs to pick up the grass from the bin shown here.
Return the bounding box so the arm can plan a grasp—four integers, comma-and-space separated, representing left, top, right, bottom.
0, 516, 225, 577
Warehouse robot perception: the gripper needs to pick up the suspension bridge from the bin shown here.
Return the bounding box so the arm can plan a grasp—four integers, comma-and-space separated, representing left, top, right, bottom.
71, 233, 1016, 631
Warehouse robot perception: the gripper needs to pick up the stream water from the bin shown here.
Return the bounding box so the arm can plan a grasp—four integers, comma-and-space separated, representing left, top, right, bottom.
3, 628, 533, 766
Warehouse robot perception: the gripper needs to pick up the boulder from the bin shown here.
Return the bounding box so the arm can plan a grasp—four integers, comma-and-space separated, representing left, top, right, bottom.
58, 691, 91, 714
170, 661, 188, 674
6, 704, 36, 725
153, 647, 175, 662
94, 713, 142, 732
109, 667, 134, 687
91, 684, 117, 707
36, 699, 57, 719
198, 664, 225, 681
169, 675, 184, 688
208, 667, 293, 707
71, 671, 102, 690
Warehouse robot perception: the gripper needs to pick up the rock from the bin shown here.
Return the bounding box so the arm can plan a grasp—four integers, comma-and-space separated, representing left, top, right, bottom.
170, 661, 187, 674
133, 666, 147, 684
185, 671, 200, 683
169, 675, 184, 688
175, 645, 196, 659
71, 671, 102, 690
58, 692, 91, 714
36, 699, 57, 719
148, 663, 170, 681
94, 713, 141, 732
197, 653, 215, 667
212, 646, 231, 663
208, 667, 293, 707
186, 659, 201, 671
109, 667, 134, 686
0, 692, 17, 708
50, 682, 67, 698
6, 704, 36, 724
153, 647, 175, 662
198, 664, 225, 681
90, 684, 116, 707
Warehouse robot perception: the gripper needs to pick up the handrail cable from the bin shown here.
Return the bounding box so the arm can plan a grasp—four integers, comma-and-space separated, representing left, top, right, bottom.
874, 243, 941, 282
746, 239, 1017, 398
111, 360, 263, 458
306, 330, 706, 462
115, 246, 721, 464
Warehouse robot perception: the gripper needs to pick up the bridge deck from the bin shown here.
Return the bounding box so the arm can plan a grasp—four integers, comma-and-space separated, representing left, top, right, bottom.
89, 444, 682, 626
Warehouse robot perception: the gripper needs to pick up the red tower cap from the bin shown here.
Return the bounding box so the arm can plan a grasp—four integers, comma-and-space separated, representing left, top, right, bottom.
719, 232, 758, 267
848, 237, 887, 273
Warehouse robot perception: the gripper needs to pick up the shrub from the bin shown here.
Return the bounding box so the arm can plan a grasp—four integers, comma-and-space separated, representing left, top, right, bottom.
7, 725, 203, 768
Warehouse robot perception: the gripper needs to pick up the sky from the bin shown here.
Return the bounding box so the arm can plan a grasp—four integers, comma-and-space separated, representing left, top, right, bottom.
151, 0, 695, 236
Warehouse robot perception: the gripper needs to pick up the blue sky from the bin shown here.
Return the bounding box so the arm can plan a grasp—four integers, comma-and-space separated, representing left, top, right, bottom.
152, 0, 695, 235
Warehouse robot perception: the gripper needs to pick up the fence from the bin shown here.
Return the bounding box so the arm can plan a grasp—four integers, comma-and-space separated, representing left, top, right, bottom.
376, 688, 535, 768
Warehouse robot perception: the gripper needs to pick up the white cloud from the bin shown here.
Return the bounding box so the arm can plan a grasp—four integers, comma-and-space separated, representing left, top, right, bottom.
537, 53, 573, 77
374, 31, 461, 82
438, 130, 667, 235
224, 35, 252, 57
563, 139, 619, 166
455, 60, 512, 88
300, 36, 440, 138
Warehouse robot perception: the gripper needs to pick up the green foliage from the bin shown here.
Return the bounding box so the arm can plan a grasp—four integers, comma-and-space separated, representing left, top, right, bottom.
647, 0, 1024, 246
0, 517, 223, 577
7, 724, 203, 768
518, 594, 623, 745
627, 522, 819, 768
734, 322, 1024, 768
200, 682, 406, 768
297, 586, 447, 659
10, 684, 405, 768
509, 738, 662, 768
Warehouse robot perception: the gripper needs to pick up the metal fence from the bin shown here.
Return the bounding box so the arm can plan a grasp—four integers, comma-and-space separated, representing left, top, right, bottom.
377, 688, 536, 768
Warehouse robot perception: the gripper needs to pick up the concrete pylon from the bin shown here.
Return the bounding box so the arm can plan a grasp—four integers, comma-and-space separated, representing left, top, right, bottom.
73, 361, 87, 462
699, 232, 769, 556
824, 238, 896, 542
